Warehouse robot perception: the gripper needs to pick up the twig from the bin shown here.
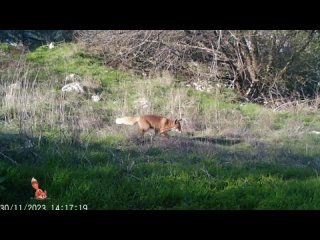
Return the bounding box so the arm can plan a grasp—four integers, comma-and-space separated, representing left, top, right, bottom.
128, 174, 141, 181
273, 99, 314, 112
200, 168, 212, 179
0, 152, 18, 165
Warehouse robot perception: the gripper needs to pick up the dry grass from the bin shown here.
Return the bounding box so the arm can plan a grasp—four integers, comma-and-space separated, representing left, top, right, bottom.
0, 60, 106, 146
1, 43, 320, 170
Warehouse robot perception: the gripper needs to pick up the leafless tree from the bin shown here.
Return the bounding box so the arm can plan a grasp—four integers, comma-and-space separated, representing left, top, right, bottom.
75, 30, 319, 104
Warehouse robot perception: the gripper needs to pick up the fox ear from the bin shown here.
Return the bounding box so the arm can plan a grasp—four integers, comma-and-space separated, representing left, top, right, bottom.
175, 119, 182, 124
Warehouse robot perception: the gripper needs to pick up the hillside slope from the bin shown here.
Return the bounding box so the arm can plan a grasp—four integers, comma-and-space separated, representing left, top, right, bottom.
1, 42, 320, 209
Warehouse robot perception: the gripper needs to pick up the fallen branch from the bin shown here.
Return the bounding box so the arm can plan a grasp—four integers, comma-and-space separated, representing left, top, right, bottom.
0, 152, 18, 165
273, 99, 316, 112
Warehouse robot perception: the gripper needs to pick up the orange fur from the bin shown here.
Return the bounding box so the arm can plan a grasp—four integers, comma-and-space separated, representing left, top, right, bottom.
31, 177, 47, 200
116, 114, 182, 137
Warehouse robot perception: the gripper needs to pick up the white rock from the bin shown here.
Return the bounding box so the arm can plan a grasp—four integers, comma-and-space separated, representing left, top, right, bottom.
61, 82, 84, 93
65, 73, 81, 82
9, 42, 18, 47
48, 42, 55, 49
91, 95, 101, 102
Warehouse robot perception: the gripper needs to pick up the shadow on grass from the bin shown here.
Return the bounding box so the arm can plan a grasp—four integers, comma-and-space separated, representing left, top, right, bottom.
1, 131, 320, 209
191, 136, 242, 145
1, 131, 319, 169
0, 133, 44, 165
0, 131, 132, 205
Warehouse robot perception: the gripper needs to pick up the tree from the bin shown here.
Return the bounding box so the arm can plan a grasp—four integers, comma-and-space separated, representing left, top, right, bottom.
75, 30, 320, 103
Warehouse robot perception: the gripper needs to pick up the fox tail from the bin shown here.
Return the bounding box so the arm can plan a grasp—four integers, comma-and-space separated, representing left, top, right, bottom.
115, 116, 140, 125
31, 177, 39, 190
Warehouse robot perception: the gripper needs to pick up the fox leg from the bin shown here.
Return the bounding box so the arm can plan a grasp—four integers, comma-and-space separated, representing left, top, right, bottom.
160, 131, 169, 138
140, 129, 146, 137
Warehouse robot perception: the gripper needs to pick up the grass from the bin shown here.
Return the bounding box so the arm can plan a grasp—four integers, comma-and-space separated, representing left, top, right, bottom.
0, 43, 11, 53
26, 43, 129, 87
1, 138, 320, 210
237, 103, 264, 120
1, 42, 320, 209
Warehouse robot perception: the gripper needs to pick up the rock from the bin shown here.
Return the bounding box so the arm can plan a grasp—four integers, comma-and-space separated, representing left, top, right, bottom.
61, 82, 84, 93
48, 42, 54, 49
9, 42, 18, 47
311, 131, 320, 135
91, 95, 101, 102
65, 73, 81, 82
0, 30, 74, 50
191, 81, 214, 92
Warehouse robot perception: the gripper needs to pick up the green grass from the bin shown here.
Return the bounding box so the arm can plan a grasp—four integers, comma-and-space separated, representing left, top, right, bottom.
1, 142, 320, 210
26, 43, 130, 86
1, 129, 320, 210
237, 103, 264, 120
0, 43, 11, 53
188, 88, 235, 112
298, 112, 320, 128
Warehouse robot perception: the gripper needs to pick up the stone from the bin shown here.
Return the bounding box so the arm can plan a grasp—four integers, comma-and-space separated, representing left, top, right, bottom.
61, 82, 84, 93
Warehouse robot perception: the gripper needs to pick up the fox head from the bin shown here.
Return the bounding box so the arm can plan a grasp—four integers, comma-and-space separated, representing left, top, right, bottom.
174, 119, 182, 132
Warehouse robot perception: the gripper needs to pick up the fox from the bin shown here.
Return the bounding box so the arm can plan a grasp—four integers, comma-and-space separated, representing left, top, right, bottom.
116, 114, 182, 137
31, 177, 47, 200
